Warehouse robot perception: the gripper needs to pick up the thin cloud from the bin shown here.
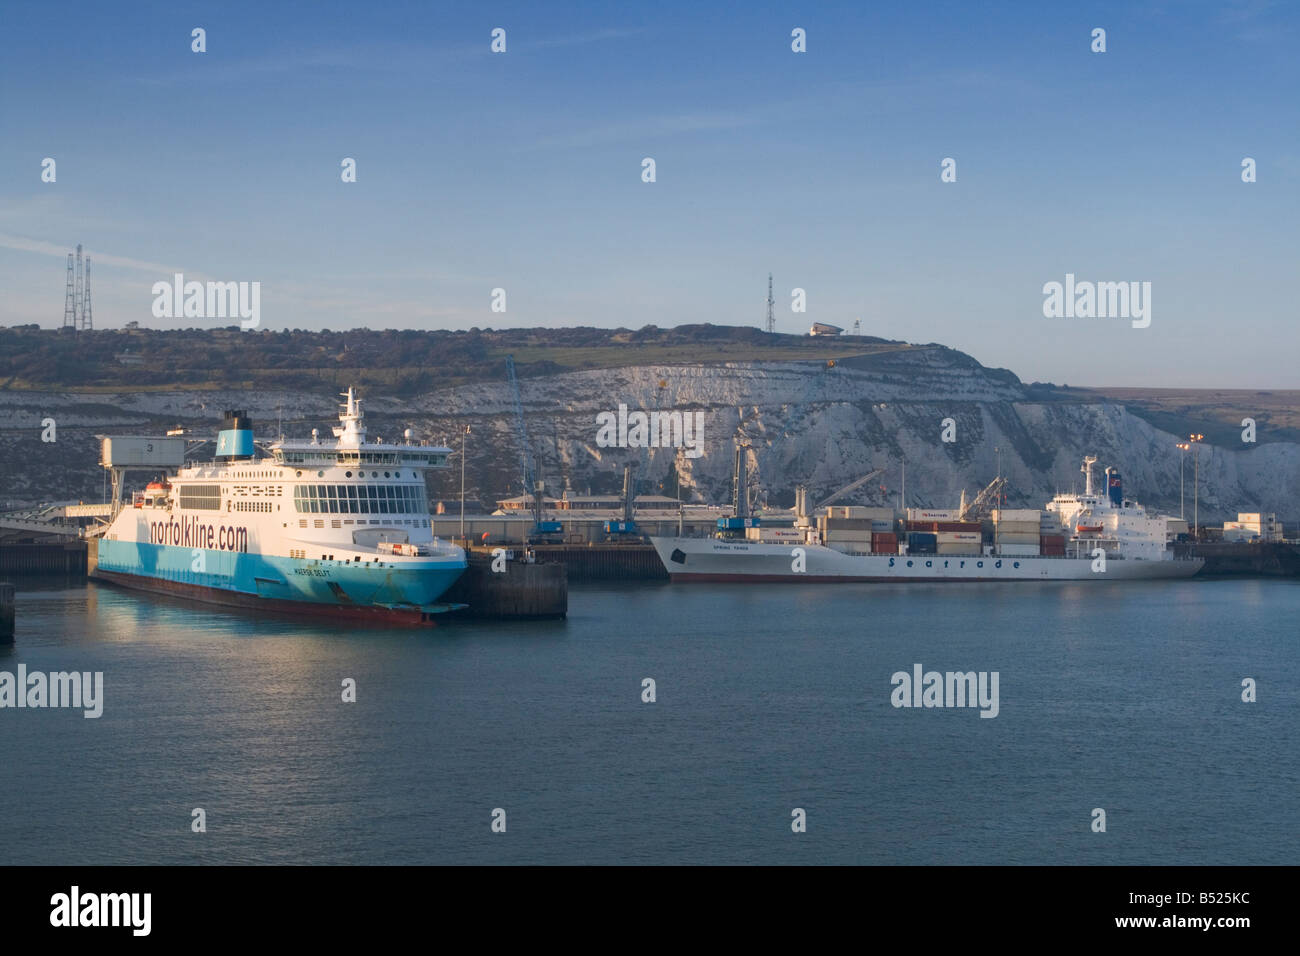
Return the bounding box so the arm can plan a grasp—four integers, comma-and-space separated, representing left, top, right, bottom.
0, 233, 212, 280
134, 29, 645, 86
526, 27, 645, 49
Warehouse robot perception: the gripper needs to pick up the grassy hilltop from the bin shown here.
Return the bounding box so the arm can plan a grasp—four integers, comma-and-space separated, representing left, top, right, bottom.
0, 324, 912, 394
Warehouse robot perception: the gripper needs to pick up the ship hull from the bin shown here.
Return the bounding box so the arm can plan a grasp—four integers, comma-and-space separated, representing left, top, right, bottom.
651, 537, 1204, 582
90, 538, 466, 626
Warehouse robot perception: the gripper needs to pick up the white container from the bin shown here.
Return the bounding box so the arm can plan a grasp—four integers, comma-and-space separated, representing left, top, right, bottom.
906, 508, 959, 521
825, 530, 874, 543
837, 506, 893, 520
996, 533, 1039, 544
998, 544, 1040, 556
992, 509, 1041, 522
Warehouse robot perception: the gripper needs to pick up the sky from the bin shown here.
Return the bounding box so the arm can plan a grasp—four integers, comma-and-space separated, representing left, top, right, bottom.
0, 0, 1296, 387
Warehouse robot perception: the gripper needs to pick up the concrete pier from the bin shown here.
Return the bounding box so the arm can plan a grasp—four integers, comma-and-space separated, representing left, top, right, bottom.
1175, 541, 1300, 576
444, 551, 567, 619
0, 582, 14, 644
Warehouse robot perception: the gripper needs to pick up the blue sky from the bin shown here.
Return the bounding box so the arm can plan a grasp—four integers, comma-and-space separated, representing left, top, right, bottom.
1, 0, 1296, 387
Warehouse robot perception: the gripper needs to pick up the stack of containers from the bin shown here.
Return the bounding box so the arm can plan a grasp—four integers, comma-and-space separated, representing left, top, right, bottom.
820, 506, 893, 553
993, 509, 1042, 555
905, 508, 982, 554
1039, 510, 1065, 555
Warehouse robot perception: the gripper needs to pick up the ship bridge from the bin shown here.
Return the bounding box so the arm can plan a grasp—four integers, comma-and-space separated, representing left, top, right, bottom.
269, 388, 451, 470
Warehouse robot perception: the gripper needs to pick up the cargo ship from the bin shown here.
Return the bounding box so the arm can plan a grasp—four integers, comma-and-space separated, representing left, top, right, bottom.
651, 457, 1203, 582
88, 388, 467, 623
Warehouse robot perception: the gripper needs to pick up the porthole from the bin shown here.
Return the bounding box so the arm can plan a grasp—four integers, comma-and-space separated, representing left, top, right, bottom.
345, 471, 352, 478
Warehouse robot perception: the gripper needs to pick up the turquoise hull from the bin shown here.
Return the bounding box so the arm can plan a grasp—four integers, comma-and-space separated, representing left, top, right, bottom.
94, 538, 466, 611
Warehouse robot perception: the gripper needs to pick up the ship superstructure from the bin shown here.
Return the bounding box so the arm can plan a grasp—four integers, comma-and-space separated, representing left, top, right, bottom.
90, 388, 467, 623
1044, 456, 1170, 561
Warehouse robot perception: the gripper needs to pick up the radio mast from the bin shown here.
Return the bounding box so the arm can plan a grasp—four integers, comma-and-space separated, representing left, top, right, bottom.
765, 273, 775, 333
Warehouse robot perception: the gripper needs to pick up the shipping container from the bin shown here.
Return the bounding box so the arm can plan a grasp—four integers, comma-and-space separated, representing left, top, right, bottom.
906, 532, 937, 554
717, 517, 759, 530
823, 518, 876, 531
904, 520, 981, 533
998, 543, 1040, 556
992, 509, 1042, 522
906, 508, 958, 521
996, 532, 1039, 543
835, 506, 894, 520
936, 531, 980, 542
871, 532, 898, 553
937, 543, 981, 554
824, 530, 873, 542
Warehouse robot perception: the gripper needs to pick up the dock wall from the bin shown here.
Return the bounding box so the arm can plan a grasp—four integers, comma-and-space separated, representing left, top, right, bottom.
444, 552, 568, 619
0, 582, 13, 644
0, 542, 87, 575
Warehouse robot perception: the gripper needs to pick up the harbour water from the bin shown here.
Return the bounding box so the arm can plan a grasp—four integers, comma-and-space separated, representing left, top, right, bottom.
1, 576, 1295, 865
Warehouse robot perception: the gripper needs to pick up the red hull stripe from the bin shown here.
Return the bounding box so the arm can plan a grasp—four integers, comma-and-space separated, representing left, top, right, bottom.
668, 573, 1074, 583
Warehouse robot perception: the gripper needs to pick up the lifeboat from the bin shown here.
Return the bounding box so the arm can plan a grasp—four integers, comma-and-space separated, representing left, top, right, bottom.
142, 480, 171, 507
1076, 523, 1103, 534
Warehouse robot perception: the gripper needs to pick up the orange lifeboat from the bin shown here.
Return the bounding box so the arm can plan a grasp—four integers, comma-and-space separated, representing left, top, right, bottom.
1076, 523, 1103, 534
141, 481, 171, 507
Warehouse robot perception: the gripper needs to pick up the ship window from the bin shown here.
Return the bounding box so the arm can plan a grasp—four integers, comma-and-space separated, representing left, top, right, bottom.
178, 485, 222, 510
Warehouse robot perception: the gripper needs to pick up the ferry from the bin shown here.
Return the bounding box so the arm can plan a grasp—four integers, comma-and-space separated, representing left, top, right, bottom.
651, 457, 1204, 583
88, 388, 467, 624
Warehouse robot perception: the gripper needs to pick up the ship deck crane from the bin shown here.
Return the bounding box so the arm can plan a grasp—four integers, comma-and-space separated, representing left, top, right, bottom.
814, 468, 884, 511
958, 475, 1009, 521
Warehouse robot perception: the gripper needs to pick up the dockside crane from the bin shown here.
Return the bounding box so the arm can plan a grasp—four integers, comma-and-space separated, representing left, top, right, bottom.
505, 355, 561, 541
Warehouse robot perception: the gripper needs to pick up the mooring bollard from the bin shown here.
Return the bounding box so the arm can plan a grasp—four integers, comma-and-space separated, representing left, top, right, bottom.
0, 582, 15, 644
